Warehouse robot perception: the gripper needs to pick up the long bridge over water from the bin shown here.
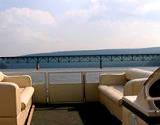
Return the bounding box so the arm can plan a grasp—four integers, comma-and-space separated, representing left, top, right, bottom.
0, 54, 160, 69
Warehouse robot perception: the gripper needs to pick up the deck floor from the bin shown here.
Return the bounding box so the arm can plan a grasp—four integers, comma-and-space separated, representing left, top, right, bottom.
31, 103, 121, 125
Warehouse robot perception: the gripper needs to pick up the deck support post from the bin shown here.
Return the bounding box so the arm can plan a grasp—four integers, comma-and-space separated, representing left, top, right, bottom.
44, 72, 49, 104
81, 72, 86, 103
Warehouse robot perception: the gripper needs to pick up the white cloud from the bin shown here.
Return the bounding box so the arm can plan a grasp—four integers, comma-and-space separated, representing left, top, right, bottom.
64, 0, 160, 23
63, 0, 141, 22
0, 7, 56, 28
0, 7, 57, 56
90, 0, 107, 16
115, 0, 138, 3
65, 9, 88, 18
1, 1, 160, 57
63, 0, 73, 2
64, 0, 108, 20
52, 18, 160, 52
102, 20, 160, 48
50, 0, 160, 51
136, 1, 160, 14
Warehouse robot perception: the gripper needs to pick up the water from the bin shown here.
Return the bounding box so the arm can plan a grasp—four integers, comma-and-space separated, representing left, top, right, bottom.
1, 67, 158, 72
1, 67, 158, 84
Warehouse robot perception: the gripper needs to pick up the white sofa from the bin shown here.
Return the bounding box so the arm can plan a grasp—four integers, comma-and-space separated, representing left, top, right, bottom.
0, 72, 34, 125
98, 68, 153, 124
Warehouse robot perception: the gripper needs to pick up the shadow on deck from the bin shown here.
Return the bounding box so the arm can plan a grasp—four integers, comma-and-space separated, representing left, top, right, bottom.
31, 102, 121, 125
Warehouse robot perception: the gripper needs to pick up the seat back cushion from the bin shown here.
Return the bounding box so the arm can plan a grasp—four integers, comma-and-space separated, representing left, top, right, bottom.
0, 82, 21, 117
125, 68, 152, 80
100, 72, 127, 85
0, 72, 4, 82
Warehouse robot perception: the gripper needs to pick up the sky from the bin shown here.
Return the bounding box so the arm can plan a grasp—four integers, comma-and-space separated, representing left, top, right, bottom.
0, 0, 160, 56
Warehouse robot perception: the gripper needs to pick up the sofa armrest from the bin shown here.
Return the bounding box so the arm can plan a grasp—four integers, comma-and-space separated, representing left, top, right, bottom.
3, 75, 32, 88
99, 72, 127, 85
21, 87, 34, 110
0, 82, 21, 117
124, 78, 147, 96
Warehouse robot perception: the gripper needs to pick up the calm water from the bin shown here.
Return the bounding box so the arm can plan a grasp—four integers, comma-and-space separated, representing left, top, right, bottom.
1, 67, 158, 84
1, 66, 158, 72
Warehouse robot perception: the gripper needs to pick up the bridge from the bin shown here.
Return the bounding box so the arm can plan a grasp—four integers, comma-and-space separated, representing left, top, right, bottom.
0, 54, 160, 69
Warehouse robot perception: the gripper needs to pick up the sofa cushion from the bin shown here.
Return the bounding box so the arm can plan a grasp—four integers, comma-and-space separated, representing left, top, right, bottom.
19, 88, 25, 94
20, 87, 34, 110
124, 78, 147, 96
0, 72, 4, 82
98, 85, 123, 105
0, 82, 21, 117
100, 72, 127, 85
125, 68, 152, 80
3, 75, 32, 88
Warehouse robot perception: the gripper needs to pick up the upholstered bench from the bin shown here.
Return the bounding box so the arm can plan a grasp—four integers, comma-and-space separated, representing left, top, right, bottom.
0, 72, 34, 125
98, 68, 153, 124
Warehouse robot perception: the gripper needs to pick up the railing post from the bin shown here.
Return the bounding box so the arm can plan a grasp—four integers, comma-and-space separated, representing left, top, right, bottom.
81, 72, 86, 103
44, 72, 49, 104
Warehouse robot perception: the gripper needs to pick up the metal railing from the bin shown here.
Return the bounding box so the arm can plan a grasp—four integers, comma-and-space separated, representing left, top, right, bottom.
1, 54, 160, 69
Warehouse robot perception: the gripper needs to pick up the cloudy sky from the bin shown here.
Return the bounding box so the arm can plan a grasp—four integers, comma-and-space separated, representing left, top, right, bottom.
0, 0, 160, 56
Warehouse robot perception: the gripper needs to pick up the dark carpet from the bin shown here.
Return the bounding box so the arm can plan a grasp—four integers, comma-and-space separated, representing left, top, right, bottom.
31, 103, 121, 125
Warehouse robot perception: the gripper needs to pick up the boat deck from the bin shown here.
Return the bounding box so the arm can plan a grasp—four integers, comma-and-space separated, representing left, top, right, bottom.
31, 102, 121, 125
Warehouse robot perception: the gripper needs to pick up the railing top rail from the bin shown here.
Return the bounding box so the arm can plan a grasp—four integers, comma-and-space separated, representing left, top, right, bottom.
3, 69, 126, 74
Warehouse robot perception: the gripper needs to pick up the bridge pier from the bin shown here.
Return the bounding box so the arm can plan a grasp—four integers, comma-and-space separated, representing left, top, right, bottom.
100, 56, 102, 69
36, 62, 40, 70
